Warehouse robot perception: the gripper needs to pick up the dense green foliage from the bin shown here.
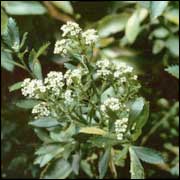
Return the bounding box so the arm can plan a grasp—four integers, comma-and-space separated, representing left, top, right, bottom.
1, 1, 179, 179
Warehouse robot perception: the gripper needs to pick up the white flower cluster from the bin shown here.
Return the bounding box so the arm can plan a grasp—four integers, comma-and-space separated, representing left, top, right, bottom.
54, 22, 99, 56
82, 29, 98, 45
115, 118, 128, 140
21, 78, 46, 99
63, 89, 74, 104
101, 97, 121, 112
54, 39, 72, 55
64, 69, 83, 86
96, 59, 136, 81
44, 71, 64, 96
32, 102, 50, 119
61, 21, 82, 37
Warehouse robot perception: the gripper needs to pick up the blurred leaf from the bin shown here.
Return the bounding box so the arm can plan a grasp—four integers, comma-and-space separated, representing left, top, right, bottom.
1, 51, 14, 71
16, 99, 40, 109
98, 147, 111, 179
4, 1, 47, 15
64, 63, 77, 70
80, 160, 93, 178
98, 13, 130, 37
166, 36, 179, 57
72, 152, 81, 175
33, 60, 43, 79
138, 1, 150, 9
132, 146, 164, 164
2, 17, 20, 51
165, 65, 179, 79
129, 147, 145, 179
164, 8, 179, 25
125, 11, 140, 44
51, 1, 73, 15
29, 117, 59, 128
101, 86, 115, 103
20, 32, 28, 49
153, 40, 165, 54
79, 127, 106, 135
9, 81, 23, 92
43, 159, 72, 179
150, 1, 168, 19
152, 27, 169, 38
35, 42, 50, 60
131, 101, 149, 141
1, 9, 8, 35
34, 128, 52, 143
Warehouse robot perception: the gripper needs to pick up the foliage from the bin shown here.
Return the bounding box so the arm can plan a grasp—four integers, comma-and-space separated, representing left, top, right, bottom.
1, 1, 179, 179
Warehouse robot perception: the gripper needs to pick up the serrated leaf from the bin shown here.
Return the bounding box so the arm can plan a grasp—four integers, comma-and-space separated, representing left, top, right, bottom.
43, 159, 72, 179
131, 146, 164, 164
129, 147, 145, 179
150, 1, 168, 19
9, 81, 23, 92
79, 127, 106, 135
125, 11, 140, 43
29, 117, 59, 128
98, 147, 111, 179
98, 13, 130, 37
165, 65, 179, 79
15, 99, 40, 109
2, 18, 20, 51
51, 1, 73, 15
4, 1, 47, 15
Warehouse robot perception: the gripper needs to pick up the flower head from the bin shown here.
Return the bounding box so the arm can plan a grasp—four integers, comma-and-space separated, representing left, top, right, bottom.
82, 29, 98, 45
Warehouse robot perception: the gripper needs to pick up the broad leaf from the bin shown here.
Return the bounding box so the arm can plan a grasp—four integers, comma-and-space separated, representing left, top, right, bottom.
33, 60, 43, 79
1, 51, 14, 71
150, 1, 168, 19
166, 36, 179, 57
29, 117, 59, 128
4, 1, 47, 15
132, 146, 164, 164
129, 147, 145, 179
16, 99, 40, 109
72, 152, 81, 175
98, 13, 130, 37
125, 11, 140, 43
80, 160, 93, 178
164, 9, 179, 25
98, 147, 111, 179
43, 159, 72, 179
9, 81, 23, 92
165, 65, 179, 79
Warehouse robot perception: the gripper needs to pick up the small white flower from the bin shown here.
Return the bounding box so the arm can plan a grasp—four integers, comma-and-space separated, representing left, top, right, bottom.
61, 21, 82, 37
63, 89, 74, 104
101, 97, 121, 113
132, 75, 138, 80
32, 102, 50, 119
120, 77, 127, 83
44, 71, 64, 96
54, 39, 72, 55
82, 29, 98, 45
21, 78, 46, 99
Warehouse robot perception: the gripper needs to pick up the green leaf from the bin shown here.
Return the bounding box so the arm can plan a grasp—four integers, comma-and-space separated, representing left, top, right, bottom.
125, 11, 140, 44
9, 81, 23, 92
4, 1, 47, 15
29, 117, 59, 128
20, 32, 28, 49
80, 160, 93, 178
72, 152, 81, 175
1, 51, 14, 71
35, 42, 50, 60
1, 9, 8, 35
79, 127, 106, 135
101, 86, 115, 103
98, 13, 130, 37
166, 36, 179, 57
64, 63, 77, 70
131, 101, 149, 141
34, 128, 53, 143
131, 146, 164, 164
152, 27, 169, 38
165, 65, 179, 79
150, 1, 168, 19
138, 2, 150, 9
2, 18, 20, 51
129, 97, 145, 123
164, 8, 179, 25
43, 159, 72, 179
16, 99, 40, 109
33, 60, 43, 79
129, 147, 145, 179
51, 1, 73, 15
98, 147, 111, 179
153, 40, 165, 54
